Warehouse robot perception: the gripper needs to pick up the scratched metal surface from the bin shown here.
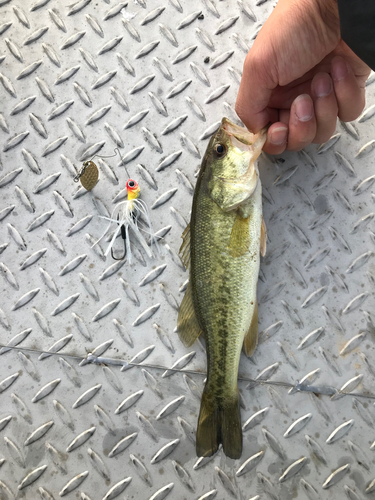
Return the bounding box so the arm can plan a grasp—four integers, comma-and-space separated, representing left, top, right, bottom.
1, 0, 375, 499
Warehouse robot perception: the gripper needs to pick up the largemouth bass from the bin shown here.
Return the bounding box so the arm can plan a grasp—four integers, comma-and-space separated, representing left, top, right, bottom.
177, 117, 267, 459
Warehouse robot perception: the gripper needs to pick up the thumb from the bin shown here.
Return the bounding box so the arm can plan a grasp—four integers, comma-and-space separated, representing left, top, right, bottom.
235, 51, 277, 133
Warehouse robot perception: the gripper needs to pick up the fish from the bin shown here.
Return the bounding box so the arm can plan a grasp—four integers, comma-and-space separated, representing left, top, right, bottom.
177, 117, 267, 459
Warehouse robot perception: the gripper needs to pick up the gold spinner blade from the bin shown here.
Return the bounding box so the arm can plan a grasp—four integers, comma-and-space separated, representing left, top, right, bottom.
78, 161, 99, 191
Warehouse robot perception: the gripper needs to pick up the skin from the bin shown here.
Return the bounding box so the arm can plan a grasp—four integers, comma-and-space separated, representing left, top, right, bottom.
235, 0, 371, 154
190, 121, 264, 458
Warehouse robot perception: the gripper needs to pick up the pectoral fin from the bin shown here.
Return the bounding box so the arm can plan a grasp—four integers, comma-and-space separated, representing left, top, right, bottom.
243, 302, 258, 357
177, 280, 202, 347
179, 223, 191, 270
260, 216, 267, 257
229, 215, 250, 258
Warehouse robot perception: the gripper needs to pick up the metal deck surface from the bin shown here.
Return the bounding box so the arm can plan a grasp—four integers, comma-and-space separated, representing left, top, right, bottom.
1, 0, 375, 499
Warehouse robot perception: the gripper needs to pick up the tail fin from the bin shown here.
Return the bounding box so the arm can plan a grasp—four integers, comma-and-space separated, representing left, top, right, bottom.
196, 385, 242, 459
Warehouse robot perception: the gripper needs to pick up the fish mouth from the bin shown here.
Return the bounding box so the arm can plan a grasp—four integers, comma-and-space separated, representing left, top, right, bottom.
221, 117, 267, 151
222, 118, 253, 147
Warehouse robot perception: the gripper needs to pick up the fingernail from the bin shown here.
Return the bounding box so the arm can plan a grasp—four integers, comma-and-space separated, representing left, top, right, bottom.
314, 74, 332, 97
269, 126, 287, 145
295, 95, 313, 122
332, 58, 348, 81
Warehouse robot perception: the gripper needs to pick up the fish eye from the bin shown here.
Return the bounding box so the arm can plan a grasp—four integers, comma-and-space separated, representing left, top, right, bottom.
214, 143, 227, 158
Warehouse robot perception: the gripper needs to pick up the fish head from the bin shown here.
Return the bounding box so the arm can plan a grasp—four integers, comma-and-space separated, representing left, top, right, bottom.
205, 117, 267, 212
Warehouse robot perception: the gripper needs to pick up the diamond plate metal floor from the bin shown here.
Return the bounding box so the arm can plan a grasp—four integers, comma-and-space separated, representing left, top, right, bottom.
1, 0, 375, 499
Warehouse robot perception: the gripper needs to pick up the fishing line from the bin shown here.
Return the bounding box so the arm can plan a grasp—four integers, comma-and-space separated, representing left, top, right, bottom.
1, 344, 374, 401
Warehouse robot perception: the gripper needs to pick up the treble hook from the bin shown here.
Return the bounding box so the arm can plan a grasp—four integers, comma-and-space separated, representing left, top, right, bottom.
110, 203, 140, 261
111, 216, 127, 261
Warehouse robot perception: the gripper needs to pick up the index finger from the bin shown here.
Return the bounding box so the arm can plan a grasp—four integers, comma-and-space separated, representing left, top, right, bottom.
235, 52, 278, 133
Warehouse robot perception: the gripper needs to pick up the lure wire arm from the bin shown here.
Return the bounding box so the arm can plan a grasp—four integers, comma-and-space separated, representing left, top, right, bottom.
74, 148, 128, 182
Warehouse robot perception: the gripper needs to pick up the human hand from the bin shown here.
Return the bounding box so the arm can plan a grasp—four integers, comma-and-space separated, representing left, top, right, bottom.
235, 0, 371, 154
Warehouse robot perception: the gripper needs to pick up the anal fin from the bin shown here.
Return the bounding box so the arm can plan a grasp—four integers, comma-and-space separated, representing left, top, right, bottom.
243, 301, 258, 357
179, 223, 191, 270
177, 279, 202, 347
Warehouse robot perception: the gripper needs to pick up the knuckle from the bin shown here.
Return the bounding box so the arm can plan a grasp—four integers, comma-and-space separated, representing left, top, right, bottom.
288, 143, 306, 152
339, 108, 361, 122
314, 120, 337, 144
234, 99, 247, 122
299, 129, 316, 147
244, 50, 258, 72
338, 91, 365, 122
356, 95, 366, 117
313, 130, 334, 145
244, 47, 275, 87
288, 129, 315, 151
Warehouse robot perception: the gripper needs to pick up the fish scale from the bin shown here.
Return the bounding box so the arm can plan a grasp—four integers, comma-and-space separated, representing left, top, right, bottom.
192, 185, 261, 395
